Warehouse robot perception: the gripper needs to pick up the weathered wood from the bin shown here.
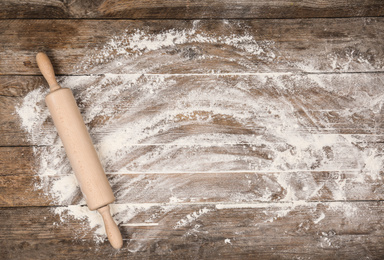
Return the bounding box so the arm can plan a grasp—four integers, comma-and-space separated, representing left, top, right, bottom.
1, 19, 384, 75
2, 2, 384, 257
1, 202, 384, 259
1, 170, 384, 207
1, 0, 384, 19
2, 73, 384, 146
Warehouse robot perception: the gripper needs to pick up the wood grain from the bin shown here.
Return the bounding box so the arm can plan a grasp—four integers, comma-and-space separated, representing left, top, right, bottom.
1, 18, 384, 75
1, 202, 384, 259
1, 0, 384, 19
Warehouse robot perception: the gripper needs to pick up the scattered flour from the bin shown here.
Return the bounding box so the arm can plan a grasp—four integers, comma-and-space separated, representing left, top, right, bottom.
54, 203, 157, 243
174, 207, 213, 229
16, 88, 53, 144
313, 212, 326, 224
54, 205, 106, 243
15, 20, 384, 246
76, 24, 276, 74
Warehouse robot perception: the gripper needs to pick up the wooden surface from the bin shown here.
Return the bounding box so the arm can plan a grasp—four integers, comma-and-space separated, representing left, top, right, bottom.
2, 1, 384, 259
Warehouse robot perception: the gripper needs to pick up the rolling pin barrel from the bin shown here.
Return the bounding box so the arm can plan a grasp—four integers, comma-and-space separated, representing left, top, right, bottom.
36, 52, 123, 249
45, 88, 115, 210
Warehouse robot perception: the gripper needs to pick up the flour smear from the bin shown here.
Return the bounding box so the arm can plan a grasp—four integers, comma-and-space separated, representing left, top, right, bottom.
16, 21, 384, 247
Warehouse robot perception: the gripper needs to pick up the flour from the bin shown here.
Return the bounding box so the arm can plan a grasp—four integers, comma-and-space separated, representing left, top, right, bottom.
16, 88, 53, 144
54, 205, 106, 243
174, 207, 213, 229
54, 203, 157, 243
313, 212, 326, 224
15, 20, 384, 246
75, 22, 276, 74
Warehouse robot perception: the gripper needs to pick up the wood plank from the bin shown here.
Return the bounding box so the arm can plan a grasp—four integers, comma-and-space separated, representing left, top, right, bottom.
2, 137, 384, 176
1, 202, 384, 259
3, 73, 384, 146
2, 19, 384, 75
2, 170, 384, 207
1, 0, 384, 19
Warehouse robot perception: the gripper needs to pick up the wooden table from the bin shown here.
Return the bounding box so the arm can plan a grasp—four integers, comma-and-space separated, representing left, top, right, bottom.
2, 1, 384, 259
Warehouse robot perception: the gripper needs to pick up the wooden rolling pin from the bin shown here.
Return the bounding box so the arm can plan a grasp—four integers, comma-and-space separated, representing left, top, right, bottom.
36, 53, 123, 249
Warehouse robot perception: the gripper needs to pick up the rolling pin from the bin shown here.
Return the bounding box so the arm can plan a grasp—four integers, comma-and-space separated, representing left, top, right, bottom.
36, 53, 123, 249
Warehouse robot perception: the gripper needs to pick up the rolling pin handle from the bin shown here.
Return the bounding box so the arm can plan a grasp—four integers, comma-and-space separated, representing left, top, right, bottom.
98, 205, 123, 249
36, 52, 61, 92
